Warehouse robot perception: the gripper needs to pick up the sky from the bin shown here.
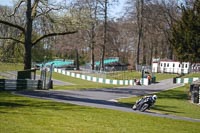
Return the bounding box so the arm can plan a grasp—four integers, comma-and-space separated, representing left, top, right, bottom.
0, 0, 187, 19
109, 0, 126, 18
0, 0, 126, 18
0, 0, 13, 6
0, 0, 126, 15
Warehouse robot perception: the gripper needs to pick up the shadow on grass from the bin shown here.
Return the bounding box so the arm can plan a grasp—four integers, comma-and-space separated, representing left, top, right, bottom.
152, 105, 183, 114
0, 100, 94, 115
121, 102, 183, 114
0, 102, 26, 108
157, 89, 188, 100
0, 91, 92, 112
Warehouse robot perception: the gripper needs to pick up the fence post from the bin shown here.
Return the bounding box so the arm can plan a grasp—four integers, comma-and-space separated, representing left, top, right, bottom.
173, 77, 177, 84
0, 79, 5, 90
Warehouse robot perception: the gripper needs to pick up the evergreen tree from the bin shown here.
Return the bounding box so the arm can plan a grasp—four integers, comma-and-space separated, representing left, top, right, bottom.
171, 0, 200, 63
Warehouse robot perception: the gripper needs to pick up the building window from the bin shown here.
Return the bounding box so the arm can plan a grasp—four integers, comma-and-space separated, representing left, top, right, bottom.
167, 63, 169, 67
164, 63, 166, 67
160, 63, 162, 67
179, 64, 181, 67
185, 64, 187, 68
173, 63, 175, 67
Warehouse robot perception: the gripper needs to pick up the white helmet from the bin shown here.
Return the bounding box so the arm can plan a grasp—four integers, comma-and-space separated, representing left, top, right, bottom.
152, 95, 157, 100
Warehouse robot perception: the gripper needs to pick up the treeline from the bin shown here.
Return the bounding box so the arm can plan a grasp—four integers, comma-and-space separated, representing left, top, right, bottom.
0, 0, 199, 70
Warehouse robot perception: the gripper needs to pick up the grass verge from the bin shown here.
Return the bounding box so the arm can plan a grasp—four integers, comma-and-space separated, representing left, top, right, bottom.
182, 73, 200, 78
0, 91, 199, 133
74, 70, 177, 81
154, 73, 177, 81
0, 62, 23, 71
52, 72, 121, 90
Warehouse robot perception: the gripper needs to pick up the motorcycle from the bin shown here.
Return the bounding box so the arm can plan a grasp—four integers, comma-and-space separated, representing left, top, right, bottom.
132, 95, 157, 112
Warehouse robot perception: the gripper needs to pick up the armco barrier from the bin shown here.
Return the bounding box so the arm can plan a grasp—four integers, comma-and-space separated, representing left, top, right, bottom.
0, 79, 42, 90
175, 77, 200, 84
54, 68, 138, 86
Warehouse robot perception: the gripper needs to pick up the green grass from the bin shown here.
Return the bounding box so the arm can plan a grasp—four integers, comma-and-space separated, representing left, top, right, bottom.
119, 85, 200, 119
154, 73, 177, 81
98, 71, 141, 80
0, 62, 23, 72
51, 72, 121, 90
182, 73, 200, 78
0, 91, 199, 133
82, 71, 177, 81
71, 70, 142, 80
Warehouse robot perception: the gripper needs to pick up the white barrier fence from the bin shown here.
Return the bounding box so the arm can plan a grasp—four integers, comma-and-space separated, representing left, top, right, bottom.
54, 68, 150, 86
175, 77, 200, 84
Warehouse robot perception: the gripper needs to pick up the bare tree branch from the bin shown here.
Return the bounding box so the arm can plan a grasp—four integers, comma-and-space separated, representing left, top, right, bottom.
0, 37, 24, 44
31, 0, 40, 18
36, 6, 63, 18
0, 19, 25, 33
8, 0, 25, 17
32, 31, 78, 46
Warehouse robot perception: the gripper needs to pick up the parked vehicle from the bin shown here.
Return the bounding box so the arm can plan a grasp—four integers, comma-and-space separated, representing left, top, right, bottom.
132, 95, 157, 112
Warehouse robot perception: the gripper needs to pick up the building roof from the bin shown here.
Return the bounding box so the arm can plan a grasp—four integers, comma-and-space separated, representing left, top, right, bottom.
160, 59, 179, 62
152, 58, 189, 63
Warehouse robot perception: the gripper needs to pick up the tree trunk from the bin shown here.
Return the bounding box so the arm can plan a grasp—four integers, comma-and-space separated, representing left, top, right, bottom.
100, 45, 105, 71
91, 44, 95, 70
90, 24, 96, 70
150, 43, 153, 66
142, 39, 146, 65
168, 43, 173, 60
136, 0, 144, 65
24, 0, 32, 73
75, 48, 80, 70
100, 0, 108, 71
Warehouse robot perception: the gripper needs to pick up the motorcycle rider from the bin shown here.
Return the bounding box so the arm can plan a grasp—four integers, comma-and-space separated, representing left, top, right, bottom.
150, 94, 157, 102
137, 94, 157, 103
132, 95, 157, 110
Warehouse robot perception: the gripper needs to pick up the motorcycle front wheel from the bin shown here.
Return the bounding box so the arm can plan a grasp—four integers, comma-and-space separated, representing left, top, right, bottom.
132, 105, 137, 110
139, 103, 149, 112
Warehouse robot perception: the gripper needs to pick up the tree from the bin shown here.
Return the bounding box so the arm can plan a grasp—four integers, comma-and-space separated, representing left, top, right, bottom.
99, 0, 108, 71
136, 0, 144, 65
72, 0, 99, 70
0, 5, 24, 63
159, 0, 180, 60
0, 0, 77, 74
99, 0, 119, 71
69, 0, 118, 71
171, 0, 200, 63
123, 0, 182, 67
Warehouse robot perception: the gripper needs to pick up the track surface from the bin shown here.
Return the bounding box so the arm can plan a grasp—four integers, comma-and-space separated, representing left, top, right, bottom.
16, 79, 200, 122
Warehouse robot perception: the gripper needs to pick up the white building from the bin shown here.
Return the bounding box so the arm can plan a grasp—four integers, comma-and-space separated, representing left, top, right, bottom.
152, 59, 190, 74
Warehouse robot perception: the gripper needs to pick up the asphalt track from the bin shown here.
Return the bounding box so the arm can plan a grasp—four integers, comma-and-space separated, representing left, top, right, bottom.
15, 79, 200, 122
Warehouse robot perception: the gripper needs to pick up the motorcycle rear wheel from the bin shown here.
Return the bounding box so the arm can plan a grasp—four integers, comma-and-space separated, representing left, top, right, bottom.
139, 103, 149, 112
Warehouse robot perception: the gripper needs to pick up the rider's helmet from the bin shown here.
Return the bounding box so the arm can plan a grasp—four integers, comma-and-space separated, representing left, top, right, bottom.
152, 95, 157, 101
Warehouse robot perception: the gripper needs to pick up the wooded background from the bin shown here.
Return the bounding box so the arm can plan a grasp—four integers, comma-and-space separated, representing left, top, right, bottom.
0, 0, 199, 70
